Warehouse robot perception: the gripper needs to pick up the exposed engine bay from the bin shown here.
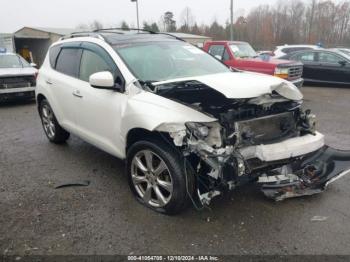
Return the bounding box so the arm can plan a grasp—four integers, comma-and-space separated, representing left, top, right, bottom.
147, 80, 350, 207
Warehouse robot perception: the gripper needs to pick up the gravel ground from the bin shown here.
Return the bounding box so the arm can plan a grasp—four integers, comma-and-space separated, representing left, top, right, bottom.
0, 85, 350, 256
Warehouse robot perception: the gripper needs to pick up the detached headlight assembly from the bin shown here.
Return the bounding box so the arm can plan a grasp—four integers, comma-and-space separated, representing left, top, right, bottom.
274, 67, 289, 79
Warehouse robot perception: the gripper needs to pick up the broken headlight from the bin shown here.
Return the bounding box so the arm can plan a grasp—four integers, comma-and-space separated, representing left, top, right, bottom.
186, 122, 210, 139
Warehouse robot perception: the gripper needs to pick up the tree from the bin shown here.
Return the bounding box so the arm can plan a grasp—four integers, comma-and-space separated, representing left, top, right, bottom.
161, 11, 177, 32
179, 7, 195, 32
150, 23, 160, 32
121, 21, 130, 30
143, 22, 159, 32
208, 20, 226, 40
143, 22, 152, 31
91, 20, 103, 30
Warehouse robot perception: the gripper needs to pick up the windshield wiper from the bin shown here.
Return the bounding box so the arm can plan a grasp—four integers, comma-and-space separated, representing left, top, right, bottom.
137, 80, 158, 91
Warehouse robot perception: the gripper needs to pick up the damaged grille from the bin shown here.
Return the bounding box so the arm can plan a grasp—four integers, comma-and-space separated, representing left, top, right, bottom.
235, 112, 297, 146
288, 66, 303, 79
0, 76, 36, 89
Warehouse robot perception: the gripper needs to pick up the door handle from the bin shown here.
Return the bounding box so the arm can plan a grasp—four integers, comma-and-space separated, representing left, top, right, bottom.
46, 80, 53, 85
72, 90, 83, 98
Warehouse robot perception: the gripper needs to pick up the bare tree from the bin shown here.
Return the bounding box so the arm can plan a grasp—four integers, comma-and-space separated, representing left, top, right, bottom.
179, 7, 195, 32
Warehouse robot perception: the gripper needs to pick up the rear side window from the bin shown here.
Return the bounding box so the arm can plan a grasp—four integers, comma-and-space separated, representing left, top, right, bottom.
49, 45, 61, 68
291, 52, 316, 62
55, 48, 81, 77
283, 47, 312, 54
208, 45, 225, 58
79, 50, 113, 82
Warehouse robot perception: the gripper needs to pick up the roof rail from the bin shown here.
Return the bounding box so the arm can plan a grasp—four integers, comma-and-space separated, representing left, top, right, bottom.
59, 32, 105, 41
93, 28, 185, 41
93, 27, 157, 34
59, 28, 186, 43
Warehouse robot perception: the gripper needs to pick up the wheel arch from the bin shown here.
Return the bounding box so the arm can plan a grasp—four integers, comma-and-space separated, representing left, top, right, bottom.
36, 93, 47, 113
126, 128, 174, 153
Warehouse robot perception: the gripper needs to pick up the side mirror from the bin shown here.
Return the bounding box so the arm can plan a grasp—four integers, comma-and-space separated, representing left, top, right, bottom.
30, 63, 37, 68
339, 60, 347, 66
89, 71, 123, 92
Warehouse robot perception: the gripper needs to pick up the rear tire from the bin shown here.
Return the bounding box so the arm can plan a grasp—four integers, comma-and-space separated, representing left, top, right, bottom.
126, 137, 194, 215
39, 99, 70, 144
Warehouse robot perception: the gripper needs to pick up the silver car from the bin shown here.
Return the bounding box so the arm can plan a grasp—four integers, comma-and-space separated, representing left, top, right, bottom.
0, 51, 38, 101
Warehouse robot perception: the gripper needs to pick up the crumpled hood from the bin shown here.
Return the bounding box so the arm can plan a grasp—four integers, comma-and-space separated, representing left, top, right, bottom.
154, 71, 303, 101
0, 67, 37, 77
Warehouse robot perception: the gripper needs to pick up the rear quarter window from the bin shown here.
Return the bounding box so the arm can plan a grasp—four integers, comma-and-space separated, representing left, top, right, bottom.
49, 45, 61, 68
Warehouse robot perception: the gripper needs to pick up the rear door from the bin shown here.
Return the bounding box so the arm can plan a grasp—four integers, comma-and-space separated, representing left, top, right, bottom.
48, 43, 82, 131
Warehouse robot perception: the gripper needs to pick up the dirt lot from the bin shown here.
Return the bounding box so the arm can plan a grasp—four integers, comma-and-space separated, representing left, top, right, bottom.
1, 86, 350, 256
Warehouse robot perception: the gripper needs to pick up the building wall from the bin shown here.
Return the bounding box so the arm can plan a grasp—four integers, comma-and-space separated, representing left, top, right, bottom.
14, 28, 63, 66
0, 34, 15, 53
14, 38, 51, 66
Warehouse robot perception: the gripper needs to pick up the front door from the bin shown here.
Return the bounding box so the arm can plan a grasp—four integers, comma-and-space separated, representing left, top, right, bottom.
72, 42, 127, 157
316, 51, 349, 84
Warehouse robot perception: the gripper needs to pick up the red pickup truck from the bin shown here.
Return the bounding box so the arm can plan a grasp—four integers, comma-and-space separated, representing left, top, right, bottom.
203, 41, 304, 88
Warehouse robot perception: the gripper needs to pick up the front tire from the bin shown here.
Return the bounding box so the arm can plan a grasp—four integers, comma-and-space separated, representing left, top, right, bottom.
39, 99, 70, 144
126, 137, 193, 215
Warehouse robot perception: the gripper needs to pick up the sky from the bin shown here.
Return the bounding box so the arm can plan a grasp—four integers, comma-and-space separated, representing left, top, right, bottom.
0, 0, 328, 33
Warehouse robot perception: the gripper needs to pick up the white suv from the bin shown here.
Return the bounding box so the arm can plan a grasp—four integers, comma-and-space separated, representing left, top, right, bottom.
36, 29, 350, 214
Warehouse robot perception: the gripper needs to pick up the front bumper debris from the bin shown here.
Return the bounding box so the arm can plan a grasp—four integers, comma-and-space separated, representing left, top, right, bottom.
240, 132, 325, 162
259, 146, 350, 201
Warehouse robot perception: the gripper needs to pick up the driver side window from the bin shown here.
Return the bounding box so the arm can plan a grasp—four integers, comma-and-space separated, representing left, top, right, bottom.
208, 45, 225, 60
79, 50, 112, 82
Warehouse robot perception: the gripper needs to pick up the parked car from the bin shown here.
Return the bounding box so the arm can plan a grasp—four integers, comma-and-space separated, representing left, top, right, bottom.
273, 44, 321, 58
36, 29, 350, 214
0, 49, 38, 101
257, 50, 274, 56
280, 49, 350, 85
203, 41, 304, 88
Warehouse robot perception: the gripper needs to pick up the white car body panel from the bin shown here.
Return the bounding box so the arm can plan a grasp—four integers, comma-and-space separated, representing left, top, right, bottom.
154, 71, 303, 101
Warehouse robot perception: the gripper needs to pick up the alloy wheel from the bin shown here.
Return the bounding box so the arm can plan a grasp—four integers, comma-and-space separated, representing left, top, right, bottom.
41, 104, 56, 139
131, 150, 173, 207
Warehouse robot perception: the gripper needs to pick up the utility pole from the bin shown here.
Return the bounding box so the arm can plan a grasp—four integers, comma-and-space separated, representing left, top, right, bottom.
230, 0, 234, 41
131, 0, 140, 30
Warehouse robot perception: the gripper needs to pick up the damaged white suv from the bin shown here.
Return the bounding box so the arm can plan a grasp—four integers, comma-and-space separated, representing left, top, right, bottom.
36, 29, 350, 214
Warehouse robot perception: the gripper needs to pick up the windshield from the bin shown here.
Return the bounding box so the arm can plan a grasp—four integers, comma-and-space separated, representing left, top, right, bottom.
229, 43, 258, 58
0, 55, 30, 68
114, 41, 230, 82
